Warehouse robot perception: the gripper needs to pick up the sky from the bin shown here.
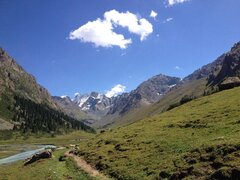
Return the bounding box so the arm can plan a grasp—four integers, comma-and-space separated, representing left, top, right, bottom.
0, 0, 240, 97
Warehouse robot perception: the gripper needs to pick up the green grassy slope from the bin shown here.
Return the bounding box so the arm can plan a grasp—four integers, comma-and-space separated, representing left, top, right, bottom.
0, 149, 94, 180
77, 87, 240, 179
0, 130, 96, 179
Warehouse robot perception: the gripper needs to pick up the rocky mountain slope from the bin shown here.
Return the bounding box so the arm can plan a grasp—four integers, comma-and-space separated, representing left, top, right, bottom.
207, 42, 240, 91
0, 47, 94, 133
97, 41, 240, 128
0, 48, 57, 109
55, 74, 181, 128
73, 92, 112, 117
52, 96, 89, 121
108, 74, 180, 115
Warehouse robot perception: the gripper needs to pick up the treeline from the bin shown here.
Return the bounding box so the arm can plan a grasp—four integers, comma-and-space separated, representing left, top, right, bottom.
12, 96, 95, 134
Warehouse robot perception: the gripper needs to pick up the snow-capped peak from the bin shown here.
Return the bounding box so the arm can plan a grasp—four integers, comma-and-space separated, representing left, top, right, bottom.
74, 92, 80, 97
72, 91, 112, 113
169, 84, 176, 88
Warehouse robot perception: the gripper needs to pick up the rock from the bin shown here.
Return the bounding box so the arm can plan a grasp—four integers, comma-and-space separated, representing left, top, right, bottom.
24, 150, 52, 166
219, 77, 240, 91
59, 155, 67, 162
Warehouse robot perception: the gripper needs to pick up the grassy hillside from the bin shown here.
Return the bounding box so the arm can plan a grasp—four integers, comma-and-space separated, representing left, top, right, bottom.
76, 87, 240, 179
0, 130, 96, 179
0, 149, 94, 180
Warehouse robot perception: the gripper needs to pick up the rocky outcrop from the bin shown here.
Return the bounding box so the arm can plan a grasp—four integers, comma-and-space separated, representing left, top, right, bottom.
0, 47, 58, 109
218, 77, 240, 90
206, 42, 240, 91
24, 150, 52, 166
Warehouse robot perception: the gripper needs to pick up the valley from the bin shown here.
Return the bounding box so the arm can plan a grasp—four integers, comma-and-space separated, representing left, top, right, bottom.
0, 7, 240, 179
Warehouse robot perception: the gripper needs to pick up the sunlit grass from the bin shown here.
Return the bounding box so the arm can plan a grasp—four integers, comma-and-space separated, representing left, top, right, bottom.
77, 87, 240, 179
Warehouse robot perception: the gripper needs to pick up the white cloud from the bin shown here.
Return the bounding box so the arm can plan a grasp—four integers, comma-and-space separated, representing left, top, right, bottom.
163, 17, 173, 23
167, 0, 190, 6
150, 10, 158, 20
166, 17, 173, 22
69, 9, 153, 48
69, 18, 131, 49
105, 84, 126, 98
175, 66, 181, 70
104, 10, 153, 41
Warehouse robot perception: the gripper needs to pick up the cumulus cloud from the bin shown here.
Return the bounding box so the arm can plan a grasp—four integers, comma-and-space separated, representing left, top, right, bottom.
149, 10, 158, 20
105, 84, 126, 98
69, 18, 131, 49
104, 10, 153, 41
69, 9, 153, 48
167, 0, 190, 6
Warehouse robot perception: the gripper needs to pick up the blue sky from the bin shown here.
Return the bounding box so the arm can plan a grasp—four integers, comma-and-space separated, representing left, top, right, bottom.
0, 0, 240, 97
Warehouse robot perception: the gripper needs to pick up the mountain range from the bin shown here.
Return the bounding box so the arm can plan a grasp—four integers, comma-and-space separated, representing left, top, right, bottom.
52, 41, 240, 128
0, 41, 240, 131
1, 41, 240, 179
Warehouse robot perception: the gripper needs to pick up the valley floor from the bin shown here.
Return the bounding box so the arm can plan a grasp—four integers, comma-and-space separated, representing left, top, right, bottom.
0, 149, 94, 180
0, 131, 99, 179
1, 87, 240, 180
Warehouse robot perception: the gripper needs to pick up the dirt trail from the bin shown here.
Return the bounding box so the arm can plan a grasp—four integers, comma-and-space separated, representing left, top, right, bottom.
65, 151, 110, 180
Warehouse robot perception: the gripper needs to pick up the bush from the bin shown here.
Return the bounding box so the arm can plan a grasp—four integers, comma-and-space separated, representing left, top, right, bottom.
167, 95, 195, 111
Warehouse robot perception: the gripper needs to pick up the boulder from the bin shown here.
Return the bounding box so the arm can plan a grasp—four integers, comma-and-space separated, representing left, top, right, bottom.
24, 150, 52, 166
218, 77, 240, 91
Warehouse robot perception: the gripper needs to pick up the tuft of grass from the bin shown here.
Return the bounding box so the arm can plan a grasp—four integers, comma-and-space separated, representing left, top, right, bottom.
77, 87, 240, 179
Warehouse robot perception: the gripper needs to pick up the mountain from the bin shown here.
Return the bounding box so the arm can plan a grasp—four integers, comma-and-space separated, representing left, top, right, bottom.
69, 74, 181, 128
46, 41, 240, 129
0, 47, 94, 133
150, 42, 240, 113
52, 96, 90, 120
99, 41, 240, 128
0, 48, 57, 109
207, 42, 240, 91
108, 74, 181, 115
73, 92, 112, 117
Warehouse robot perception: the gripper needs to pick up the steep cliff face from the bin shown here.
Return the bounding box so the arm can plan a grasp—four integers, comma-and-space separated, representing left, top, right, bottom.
207, 42, 240, 89
0, 48, 57, 109
0, 48, 94, 133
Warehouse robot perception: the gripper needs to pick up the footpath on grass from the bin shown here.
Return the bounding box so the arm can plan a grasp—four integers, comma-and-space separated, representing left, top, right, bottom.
65, 150, 110, 180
